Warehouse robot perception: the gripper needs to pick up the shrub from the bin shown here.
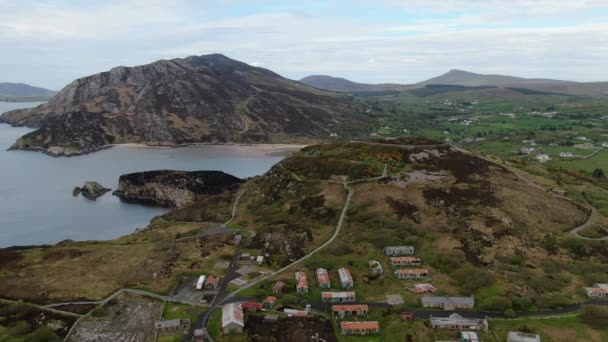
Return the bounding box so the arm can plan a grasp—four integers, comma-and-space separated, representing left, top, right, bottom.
480, 296, 512, 312
28, 326, 62, 342
451, 267, 495, 295
504, 308, 516, 318
512, 296, 533, 311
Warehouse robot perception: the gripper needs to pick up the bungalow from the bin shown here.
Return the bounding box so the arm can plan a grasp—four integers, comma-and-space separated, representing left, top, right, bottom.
155, 319, 191, 335
338, 268, 354, 289
536, 154, 551, 163
390, 256, 422, 266
222, 303, 244, 335
262, 296, 277, 309
603, 142, 608, 148
560, 152, 573, 157
317, 268, 331, 289
332, 304, 368, 318
410, 283, 437, 294
383, 246, 415, 256
322, 291, 356, 303
507, 331, 541, 342
368, 260, 384, 276
422, 296, 475, 310
430, 313, 488, 331
205, 276, 220, 290
272, 281, 285, 294
195, 275, 206, 290
340, 321, 380, 336
459, 331, 480, 342
394, 268, 428, 279
284, 308, 309, 317
241, 302, 262, 312
295, 271, 309, 294
584, 283, 608, 299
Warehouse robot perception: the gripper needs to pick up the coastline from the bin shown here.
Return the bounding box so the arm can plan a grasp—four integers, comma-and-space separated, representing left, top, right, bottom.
106, 142, 307, 156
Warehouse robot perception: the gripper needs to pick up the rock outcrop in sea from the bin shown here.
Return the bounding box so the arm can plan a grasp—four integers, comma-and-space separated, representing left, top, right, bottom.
112, 170, 243, 208
73, 181, 111, 200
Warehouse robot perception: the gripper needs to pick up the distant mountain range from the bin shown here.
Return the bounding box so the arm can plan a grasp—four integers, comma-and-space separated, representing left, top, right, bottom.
300, 70, 608, 96
0, 54, 364, 156
0, 83, 56, 101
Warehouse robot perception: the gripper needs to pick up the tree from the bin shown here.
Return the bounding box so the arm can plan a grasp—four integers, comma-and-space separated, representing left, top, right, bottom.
592, 168, 605, 179
504, 308, 516, 318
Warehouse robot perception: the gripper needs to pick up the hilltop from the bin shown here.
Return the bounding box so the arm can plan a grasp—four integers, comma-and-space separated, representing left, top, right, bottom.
298, 75, 411, 93
0, 54, 364, 156
0, 82, 56, 101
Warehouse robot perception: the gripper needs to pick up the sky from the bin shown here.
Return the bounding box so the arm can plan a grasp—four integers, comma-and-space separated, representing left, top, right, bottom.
1, 0, 608, 90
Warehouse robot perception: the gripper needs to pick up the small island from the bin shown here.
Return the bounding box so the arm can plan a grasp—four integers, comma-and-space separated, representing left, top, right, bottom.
73, 181, 111, 200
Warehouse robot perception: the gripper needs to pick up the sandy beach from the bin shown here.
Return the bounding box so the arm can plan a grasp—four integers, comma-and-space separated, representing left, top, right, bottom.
109, 142, 307, 156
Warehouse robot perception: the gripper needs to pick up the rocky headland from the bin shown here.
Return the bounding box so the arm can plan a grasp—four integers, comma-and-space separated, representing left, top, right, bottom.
73, 181, 111, 200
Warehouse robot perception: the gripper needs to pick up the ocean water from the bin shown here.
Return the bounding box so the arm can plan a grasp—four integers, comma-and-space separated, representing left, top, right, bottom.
0, 102, 290, 247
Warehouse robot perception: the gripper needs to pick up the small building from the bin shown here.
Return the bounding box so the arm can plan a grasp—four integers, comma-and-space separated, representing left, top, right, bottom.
338, 268, 354, 289
284, 308, 309, 317
322, 291, 356, 303
332, 304, 368, 318
263, 296, 277, 309
507, 331, 542, 342
340, 321, 380, 336
459, 331, 480, 342
222, 303, 244, 335
317, 268, 331, 289
195, 275, 206, 290
552, 189, 566, 196
410, 283, 437, 294
273, 281, 285, 294
155, 319, 191, 335
240, 252, 251, 261
368, 260, 384, 276
430, 313, 488, 331
390, 256, 422, 266
560, 152, 573, 157
256, 256, 264, 265
295, 271, 309, 294
205, 276, 220, 289
584, 283, 608, 299
383, 246, 415, 256
536, 154, 551, 163
394, 268, 428, 279
241, 302, 262, 312
422, 296, 475, 310
233, 234, 242, 245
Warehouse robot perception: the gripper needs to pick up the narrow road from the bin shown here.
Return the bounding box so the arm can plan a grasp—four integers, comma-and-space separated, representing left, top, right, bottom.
0, 298, 82, 318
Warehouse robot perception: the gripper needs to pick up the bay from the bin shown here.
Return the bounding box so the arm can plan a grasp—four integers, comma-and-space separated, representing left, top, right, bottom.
0, 102, 293, 247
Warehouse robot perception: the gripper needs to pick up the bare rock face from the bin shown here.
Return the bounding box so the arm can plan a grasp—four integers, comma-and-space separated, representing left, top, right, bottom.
74, 181, 111, 200
112, 170, 243, 208
1, 54, 362, 156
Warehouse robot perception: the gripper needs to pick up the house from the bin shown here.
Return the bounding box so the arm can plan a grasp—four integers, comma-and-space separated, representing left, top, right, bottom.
284, 308, 309, 317
430, 313, 488, 331
390, 256, 421, 266
340, 321, 380, 335
584, 283, 608, 298
332, 304, 368, 318
338, 268, 354, 289
205, 276, 220, 289
560, 152, 573, 157
383, 246, 415, 256
536, 154, 551, 163
295, 271, 309, 294
394, 268, 428, 279
241, 302, 262, 312
459, 331, 480, 342
317, 268, 331, 289
262, 296, 277, 309
194, 275, 206, 290
322, 291, 356, 303
240, 253, 251, 261
154, 319, 191, 335
222, 303, 244, 335
369, 260, 384, 276
603, 142, 608, 148
410, 283, 437, 294
507, 331, 542, 342
272, 281, 285, 294
520, 147, 533, 154
256, 256, 264, 265
576, 136, 587, 141
193, 329, 205, 342
553, 189, 566, 196
422, 296, 475, 310
233, 234, 242, 245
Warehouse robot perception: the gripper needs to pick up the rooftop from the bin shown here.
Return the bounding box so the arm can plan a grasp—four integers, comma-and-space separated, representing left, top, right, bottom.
422, 296, 474, 305
340, 321, 380, 330
332, 304, 368, 312
222, 303, 244, 327
395, 268, 428, 275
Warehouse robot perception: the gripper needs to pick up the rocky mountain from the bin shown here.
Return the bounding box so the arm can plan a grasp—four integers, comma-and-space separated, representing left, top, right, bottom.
0, 82, 56, 100
0, 54, 362, 156
298, 75, 410, 93
113, 170, 243, 207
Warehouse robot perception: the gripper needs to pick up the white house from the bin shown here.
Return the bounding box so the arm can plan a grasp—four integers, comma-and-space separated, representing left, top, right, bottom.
196, 275, 206, 290
222, 303, 244, 334
560, 152, 573, 157
536, 154, 551, 163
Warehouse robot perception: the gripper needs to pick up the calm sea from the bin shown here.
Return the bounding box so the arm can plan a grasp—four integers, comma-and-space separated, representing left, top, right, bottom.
0, 102, 289, 247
